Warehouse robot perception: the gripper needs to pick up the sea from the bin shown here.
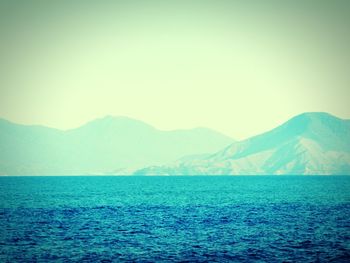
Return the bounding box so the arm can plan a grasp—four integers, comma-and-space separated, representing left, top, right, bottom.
0, 176, 349, 262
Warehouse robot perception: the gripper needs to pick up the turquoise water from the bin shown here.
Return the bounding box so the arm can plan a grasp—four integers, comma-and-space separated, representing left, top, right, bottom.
0, 176, 349, 262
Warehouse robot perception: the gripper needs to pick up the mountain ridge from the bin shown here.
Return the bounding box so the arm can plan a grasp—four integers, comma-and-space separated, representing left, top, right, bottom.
134, 112, 350, 175
0, 116, 234, 175
1, 112, 349, 175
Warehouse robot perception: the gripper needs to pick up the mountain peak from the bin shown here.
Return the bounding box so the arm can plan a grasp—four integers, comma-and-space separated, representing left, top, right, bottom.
79, 115, 156, 132
296, 111, 334, 118
289, 112, 341, 124
275, 112, 348, 138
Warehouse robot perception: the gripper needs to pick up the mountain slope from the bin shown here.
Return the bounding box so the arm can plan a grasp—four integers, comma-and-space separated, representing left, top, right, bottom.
135, 112, 350, 175
0, 116, 233, 175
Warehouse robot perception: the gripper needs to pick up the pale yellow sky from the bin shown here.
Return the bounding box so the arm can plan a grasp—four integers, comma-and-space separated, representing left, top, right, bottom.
1, 1, 349, 140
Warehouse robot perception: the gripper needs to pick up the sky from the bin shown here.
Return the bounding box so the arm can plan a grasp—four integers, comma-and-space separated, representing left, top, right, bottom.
1, 0, 349, 140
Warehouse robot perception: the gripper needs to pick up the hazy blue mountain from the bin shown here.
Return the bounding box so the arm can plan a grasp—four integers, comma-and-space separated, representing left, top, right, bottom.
0, 116, 233, 175
135, 113, 350, 175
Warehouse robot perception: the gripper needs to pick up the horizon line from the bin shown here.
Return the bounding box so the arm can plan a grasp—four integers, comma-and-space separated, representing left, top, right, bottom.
0, 111, 347, 141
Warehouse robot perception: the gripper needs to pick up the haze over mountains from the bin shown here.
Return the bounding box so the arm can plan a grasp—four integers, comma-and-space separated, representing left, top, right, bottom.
0, 116, 233, 175
135, 113, 350, 175
1, 112, 349, 175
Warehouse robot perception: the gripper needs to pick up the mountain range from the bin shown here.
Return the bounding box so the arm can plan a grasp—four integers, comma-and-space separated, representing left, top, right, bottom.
1, 112, 349, 175
0, 116, 233, 175
134, 112, 350, 175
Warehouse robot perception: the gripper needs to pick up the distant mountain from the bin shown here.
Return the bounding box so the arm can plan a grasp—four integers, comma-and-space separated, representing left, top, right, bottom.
135, 113, 350, 175
0, 116, 233, 175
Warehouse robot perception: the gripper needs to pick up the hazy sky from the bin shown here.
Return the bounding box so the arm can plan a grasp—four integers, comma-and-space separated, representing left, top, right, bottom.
1, 0, 349, 139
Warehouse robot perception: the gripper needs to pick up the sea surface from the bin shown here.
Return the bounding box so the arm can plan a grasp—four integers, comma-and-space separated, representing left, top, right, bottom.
0, 176, 349, 262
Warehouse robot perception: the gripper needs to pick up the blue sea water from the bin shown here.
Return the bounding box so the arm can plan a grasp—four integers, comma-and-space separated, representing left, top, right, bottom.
0, 176, 349, 262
